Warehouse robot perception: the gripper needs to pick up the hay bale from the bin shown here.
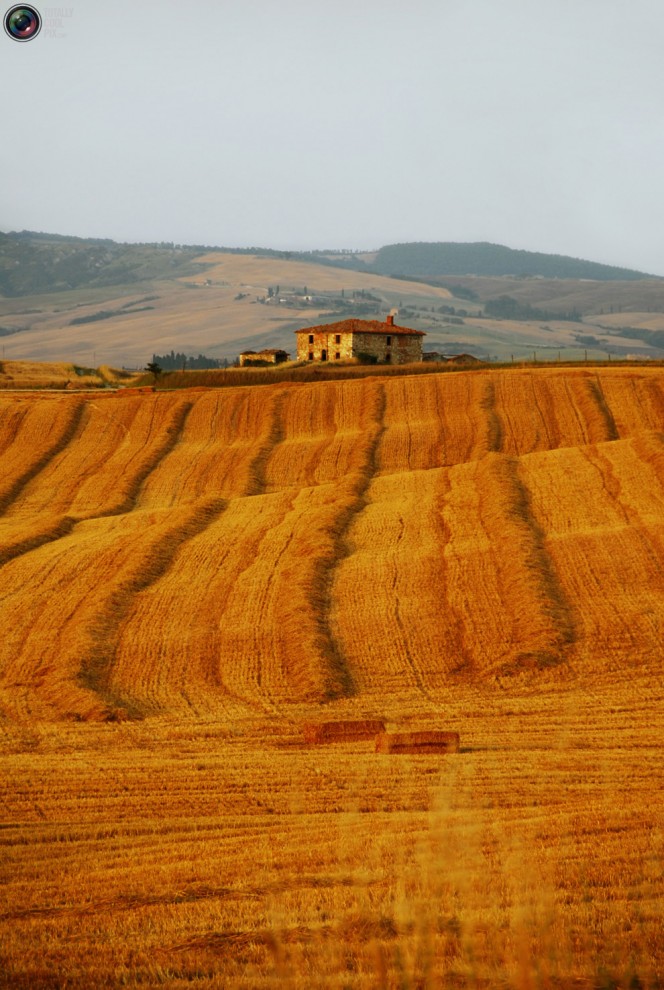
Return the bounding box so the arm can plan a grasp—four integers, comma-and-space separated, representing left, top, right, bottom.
303, 719, 386, 744
375, 731, 460, 754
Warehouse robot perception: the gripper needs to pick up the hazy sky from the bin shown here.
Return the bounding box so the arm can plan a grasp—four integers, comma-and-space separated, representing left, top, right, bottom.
2, 0, 664, 273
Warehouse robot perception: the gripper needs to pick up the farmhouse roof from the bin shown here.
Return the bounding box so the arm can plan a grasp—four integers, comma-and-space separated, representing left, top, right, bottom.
294, 318, 426, 337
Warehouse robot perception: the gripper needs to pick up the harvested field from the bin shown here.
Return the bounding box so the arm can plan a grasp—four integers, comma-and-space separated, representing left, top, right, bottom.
2, 367, 664, 712
1, 366, 664, 987
0, 360, 133, 390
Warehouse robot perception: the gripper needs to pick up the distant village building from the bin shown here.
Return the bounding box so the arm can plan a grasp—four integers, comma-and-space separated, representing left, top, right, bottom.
295, 314, 425, 365
239, 348, 290, 367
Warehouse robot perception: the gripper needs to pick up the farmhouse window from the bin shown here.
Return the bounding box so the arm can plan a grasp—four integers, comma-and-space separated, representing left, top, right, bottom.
385, 353, 391, 363
321, 349, 327, 361
386, 335, 392, 346
308, 334, 314, 344
308, 352, 314, 361
335, 352, 340, 360
335, 334, 341, 344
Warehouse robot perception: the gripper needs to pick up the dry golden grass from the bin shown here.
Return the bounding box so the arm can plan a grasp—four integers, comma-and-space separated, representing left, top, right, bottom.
1, 690, 662, 989
0, 360, 132, 390
1, 367, 664, 987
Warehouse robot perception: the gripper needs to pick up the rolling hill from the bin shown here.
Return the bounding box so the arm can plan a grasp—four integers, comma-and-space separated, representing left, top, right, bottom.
358, 241, 656, 280
1, 366, 663, 720
1, 367, 664, 989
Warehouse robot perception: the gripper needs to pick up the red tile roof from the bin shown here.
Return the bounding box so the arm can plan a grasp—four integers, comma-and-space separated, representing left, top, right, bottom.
295, 318, 425, 337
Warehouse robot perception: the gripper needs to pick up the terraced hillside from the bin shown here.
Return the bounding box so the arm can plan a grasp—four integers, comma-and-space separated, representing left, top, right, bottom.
1, 367, 663, 722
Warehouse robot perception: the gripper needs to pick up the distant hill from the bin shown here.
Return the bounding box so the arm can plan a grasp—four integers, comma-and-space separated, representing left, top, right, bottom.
0, 230, 327, 298
363, 242, 655, 281
1, 231, 657, 299
0, 231, 209, 297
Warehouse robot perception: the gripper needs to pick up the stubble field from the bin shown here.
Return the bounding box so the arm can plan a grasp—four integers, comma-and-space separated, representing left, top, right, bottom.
1, 367, 663, 988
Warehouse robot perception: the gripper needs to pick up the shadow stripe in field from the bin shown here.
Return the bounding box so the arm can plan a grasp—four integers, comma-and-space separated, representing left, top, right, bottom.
109, 488, 330, 710
0, 397, 196, 579
330, 467, 467, 695
1, 397, 146, 519
518, 438, 664, 671
0, 397, 85, 514
441, 454, 576, 677
262, 379, 382, 490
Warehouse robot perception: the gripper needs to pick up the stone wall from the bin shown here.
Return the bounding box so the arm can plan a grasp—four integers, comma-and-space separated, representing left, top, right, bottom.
351, 332, 422, 365
296, 331, 354, 362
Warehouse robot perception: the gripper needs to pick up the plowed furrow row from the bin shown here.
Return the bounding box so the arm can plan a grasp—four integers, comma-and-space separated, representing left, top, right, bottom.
587, 377, 620, 440
0, 514, 159, 720
567, 376, 621, 444
375, 376, 443, 473
3, 396, 193, 522
211, 382, 387, 703
443, 453, 575, 675
264, 380, 378, 489
0, 397, 85, 514
331, 468, 467, 697
481, 379, 503, 453
494, 373, 573, 455
0, 515, 77, 568
378, 373, 490, 472
0, 499, 228, 721
108, 491, 296, 714
0, 399, 29, 458
2, 398, 143, 518
597, 374, 664, 436
519, 439, 664, 671
213, 485, 361, 703
135, 387, 290, 506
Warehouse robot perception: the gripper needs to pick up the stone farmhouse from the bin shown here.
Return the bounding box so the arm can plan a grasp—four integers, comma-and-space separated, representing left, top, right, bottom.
295, 314, 425, 365
239, 348, 290, 367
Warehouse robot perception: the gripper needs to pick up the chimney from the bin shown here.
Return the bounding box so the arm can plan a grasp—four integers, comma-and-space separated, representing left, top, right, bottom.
386, 314, 394, 326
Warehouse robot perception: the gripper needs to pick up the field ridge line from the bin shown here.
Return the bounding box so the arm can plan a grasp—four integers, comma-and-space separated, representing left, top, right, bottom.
587, 376, 620, 442
483, 453, 577, 672
481, 378, 503, 453
0, 398, 85, 515
0, 399, 195, 572
77, 496, 229, 719
0, 515, 78, 569
315, 380, 388, 699
244, 387, 287, 496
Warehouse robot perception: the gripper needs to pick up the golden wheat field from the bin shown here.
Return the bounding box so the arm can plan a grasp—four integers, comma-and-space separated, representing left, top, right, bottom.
1, 367, 663, 989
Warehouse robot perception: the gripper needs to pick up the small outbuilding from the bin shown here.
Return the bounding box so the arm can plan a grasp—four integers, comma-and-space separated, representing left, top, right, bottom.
295, 314, 425, 365
239, 348, 290, 367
